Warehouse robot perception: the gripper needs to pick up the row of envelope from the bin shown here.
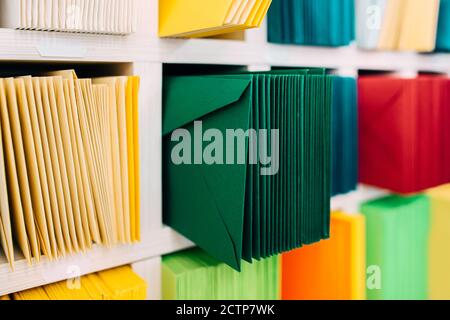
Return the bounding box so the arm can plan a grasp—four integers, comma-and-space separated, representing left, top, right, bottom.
0, 71, 140, 268
0, 0, 272, 37
2, 266, 147, 300
162, 186, 450, 300
268, 0, 355, 46
0, 0, 137, 34
267, 0, 444, 52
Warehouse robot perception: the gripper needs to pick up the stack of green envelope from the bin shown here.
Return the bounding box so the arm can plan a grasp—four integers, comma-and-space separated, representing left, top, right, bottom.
163, 69, 332, 271
332, 76, 358, 196
162, 248, 280, 300
361, 195, 430, 300
268, 0, 355, 46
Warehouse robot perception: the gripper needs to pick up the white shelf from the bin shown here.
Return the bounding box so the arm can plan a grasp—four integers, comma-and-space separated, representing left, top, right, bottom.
1, 28, 450, 74
0, 227, 192, 296
0, 28, 150, 62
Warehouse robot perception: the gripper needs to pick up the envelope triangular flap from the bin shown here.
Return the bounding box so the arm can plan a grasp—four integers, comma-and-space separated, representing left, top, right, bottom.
163, 76, 252, 135
163, 76, 253, 270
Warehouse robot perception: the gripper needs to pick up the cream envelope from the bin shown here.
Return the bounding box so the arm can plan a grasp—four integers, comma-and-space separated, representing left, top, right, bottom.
74, 78, 111, 245
53, 76, 91, 249
18, 77, 58, 259
29, 77, 67, 256
62, 76, 101, 243
39, 77, 78, 253
0, 82, 14, 267
93, 77, 125, 243
0, 79, 34, 263
46, 77, 86, 251
4, 78, 41, 260
62, 79, 95, 246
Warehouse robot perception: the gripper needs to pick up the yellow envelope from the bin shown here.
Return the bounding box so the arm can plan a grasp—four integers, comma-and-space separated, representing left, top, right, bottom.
93, 77, 125, 243
159, 0, 235, 37
428, 185, 450, 300
52, 76, 90, 250
15, 77, 54, 259
63, 78, 101, 244
378, 0, 405, 50
398, 0, 439, 52
39, 77, 78, 253
76, 78, 113, 245
3, 78, 40, 261
115, 77, 131, 243
0, 80, 14, 267
125, 77, 136, 242
34, 77, 74, 254
13, 287, 49, 300
21, 76, 60, 258
131, 76, 140, 241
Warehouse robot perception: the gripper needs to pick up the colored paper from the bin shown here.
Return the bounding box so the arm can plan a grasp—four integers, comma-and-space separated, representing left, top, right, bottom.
356, 0, 440, 52
12, 266, 147, 300
427, 185, 450, 300
163, 69, 332, 270
268, 0, 355, 46
359, 75, 450, 193
282, 212, 366, 300
163, 248, 280, 300
436, 0, 450, 51
159, 0, 272, 38
332, 76, 358, 196
361, 194, 430, 300
0, 71, 140, 266
0, 0, 136, 34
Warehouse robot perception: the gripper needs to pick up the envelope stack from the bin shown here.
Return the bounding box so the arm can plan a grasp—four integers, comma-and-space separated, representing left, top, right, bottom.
268, 0, 355, 46
163, 69, 332, 270
0, 295, 10, 300
0, 71, 140, 268
332, 76, 358, 196
282, 212, 366, 300
436, 0, 450, 51
356, 0, 440, 52
162, 248, 280, 300
427, 185, 450, 300
0, 0, 136, 34
159, 0, 272, 38
361, 195, 430, 300
11, 266, 147, 300
359, 75, 450, 194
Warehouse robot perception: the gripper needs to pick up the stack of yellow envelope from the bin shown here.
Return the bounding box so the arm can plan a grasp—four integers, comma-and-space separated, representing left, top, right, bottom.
376, 0, 440, 52
427, 185, 450, 300
159, 0, 272, 38
0, 71, 140, 269
0, 295, 10, 300
12, 266, 147, 300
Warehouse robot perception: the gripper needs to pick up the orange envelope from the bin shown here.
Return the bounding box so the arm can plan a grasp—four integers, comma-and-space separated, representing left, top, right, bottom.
282, 212, 366, 300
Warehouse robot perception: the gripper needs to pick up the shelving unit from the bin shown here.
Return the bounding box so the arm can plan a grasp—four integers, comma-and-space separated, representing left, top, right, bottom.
0, 0, 444, 300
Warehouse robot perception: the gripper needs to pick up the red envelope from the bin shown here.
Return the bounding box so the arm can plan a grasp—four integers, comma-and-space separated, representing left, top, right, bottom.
359, 75, 450, 194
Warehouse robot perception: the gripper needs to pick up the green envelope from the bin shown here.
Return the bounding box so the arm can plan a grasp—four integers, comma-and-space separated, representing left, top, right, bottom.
361, 194, 430, 300
162, 248, 280, 300
163, 70, 332, 270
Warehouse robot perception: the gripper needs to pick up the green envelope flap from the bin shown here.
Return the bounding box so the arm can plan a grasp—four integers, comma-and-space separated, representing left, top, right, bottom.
163, 76, 252, 136
163, 80, 253, 270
